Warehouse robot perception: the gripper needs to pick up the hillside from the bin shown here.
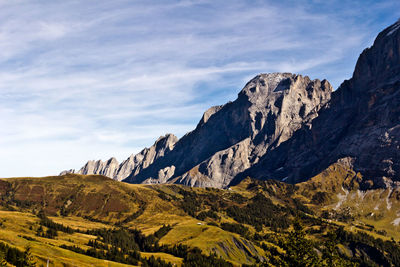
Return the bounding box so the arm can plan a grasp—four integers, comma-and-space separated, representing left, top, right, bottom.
2, 2, 400, 267
1, 164, 400, 266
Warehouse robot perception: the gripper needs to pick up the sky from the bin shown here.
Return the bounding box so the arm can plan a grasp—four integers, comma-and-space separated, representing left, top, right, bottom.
0, 0, 399, 177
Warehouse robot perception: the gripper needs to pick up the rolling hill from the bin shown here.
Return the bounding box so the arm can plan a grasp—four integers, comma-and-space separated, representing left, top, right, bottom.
2, 159, 400, 266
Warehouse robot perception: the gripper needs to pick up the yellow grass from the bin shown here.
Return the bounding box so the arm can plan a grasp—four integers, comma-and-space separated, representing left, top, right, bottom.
0, 211, 133, 266
140, 252, 182, 266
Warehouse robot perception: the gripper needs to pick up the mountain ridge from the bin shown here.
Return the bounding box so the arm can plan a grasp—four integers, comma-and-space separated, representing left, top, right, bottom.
236, 18, 400, 189
125, 73, 332, 187
61, 19, 400, 190
61, 133, 178, 181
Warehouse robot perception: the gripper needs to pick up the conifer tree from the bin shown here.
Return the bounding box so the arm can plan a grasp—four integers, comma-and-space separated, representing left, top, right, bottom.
0, 252, 7, 267
285, 218, 320, 266
322, 231, 357, 267
22, 246, 36, 267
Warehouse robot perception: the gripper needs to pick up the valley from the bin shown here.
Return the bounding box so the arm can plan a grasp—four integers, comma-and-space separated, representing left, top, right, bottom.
1, 160, 400, 266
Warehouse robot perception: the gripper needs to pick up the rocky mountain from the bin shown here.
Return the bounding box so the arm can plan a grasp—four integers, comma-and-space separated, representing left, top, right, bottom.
62, 19, 400, 190
125, 73, 332, 187
236, 19, 400, 189
60, 133, 178, 181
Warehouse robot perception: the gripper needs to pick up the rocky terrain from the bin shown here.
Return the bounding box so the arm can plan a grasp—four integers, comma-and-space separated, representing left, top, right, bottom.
6, 18, 400, 267
125, 73, 332, 188
62, 19, 400, 190
63, 74, 332, 187
61, 133, 178, 181
237, 19, 400, 189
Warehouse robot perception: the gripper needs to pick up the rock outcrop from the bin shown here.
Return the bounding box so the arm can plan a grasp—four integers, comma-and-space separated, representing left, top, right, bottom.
60, 133, 178, 181
236, 19, 400, 189
62, 19, 400, 190
124, 73, 332, 187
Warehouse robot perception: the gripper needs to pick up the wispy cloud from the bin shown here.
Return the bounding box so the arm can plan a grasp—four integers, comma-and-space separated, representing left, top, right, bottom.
0, 0, 399, 177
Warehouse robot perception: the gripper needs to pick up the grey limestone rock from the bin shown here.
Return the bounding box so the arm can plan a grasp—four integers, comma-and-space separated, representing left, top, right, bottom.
124, 73, 332, 187
62, 19, 400, 190
59, 169, 75, 176
60, 133, 178, 181
237, 19, 400, 189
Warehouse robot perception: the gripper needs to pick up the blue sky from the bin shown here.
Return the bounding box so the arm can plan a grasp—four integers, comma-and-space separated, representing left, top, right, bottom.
1, 0, 399, 177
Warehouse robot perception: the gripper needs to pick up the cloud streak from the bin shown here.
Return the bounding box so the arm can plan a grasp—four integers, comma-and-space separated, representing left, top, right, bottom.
0, 0, 399, 177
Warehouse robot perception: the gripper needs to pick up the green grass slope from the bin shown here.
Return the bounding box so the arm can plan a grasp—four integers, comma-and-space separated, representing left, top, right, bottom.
0, 167, 399, 266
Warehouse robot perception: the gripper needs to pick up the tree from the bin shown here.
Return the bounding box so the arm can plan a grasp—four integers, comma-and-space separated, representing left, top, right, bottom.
284, 218, 320, 267
0, 251, 7, 267
36, 225, 43, 236
22, 246, 36, 267
322, 231, 342, 266
322, 231, 359, 267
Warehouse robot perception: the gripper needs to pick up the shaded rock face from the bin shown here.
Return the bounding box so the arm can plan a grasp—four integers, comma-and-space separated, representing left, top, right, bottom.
124, 73, 332, 188
238, 19, 400, 189
60, 134, 178, 181
62, 20, 400, 189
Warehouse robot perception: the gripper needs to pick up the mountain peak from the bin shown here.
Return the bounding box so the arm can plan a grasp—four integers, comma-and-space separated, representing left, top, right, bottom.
385, 18, 400, 37
60, 133, 178, 181
239, 73, 331, 106
243, 21, 400, 188
61, 21, 399, 190
197, 105, 225, 127
351, 19, 400, 91
155, 133, 178, 151
240, 73, 296, 97
125, 72, 332, 188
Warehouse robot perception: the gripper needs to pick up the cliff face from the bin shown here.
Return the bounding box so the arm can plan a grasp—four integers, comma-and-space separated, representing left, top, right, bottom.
60, 134, 178, 181
125, 73, 332, 188
62, 20, 400, 189
238, 19, 400, 189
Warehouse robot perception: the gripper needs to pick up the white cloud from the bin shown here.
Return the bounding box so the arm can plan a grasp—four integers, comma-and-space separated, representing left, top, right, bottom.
37, 22, 69, 40
0, 0, 399, 177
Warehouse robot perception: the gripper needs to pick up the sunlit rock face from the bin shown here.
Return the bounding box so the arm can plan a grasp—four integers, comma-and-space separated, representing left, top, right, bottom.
240, 20, 400, 189
60, 133, 178, 181
125, 73, 332, 188
64, 20, 400, 190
